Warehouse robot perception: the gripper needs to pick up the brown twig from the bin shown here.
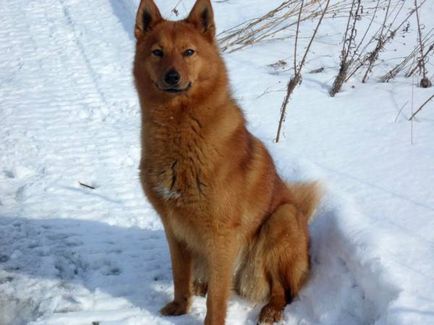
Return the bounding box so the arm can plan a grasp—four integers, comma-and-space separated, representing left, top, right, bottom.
79, 182, 96, 190
275, 0, 331, 143
294, 0, 304, 73
348, 0, 382, 67
309, 67, 325, 74
414, 0, 432, 88
329, 0, 361, 96
170, 0, 184, 17
361, 0, 392, 83
409, 94, 434, 120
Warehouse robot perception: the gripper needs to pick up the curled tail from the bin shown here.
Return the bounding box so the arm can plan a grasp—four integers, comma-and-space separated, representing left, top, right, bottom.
286, 181, 322, 224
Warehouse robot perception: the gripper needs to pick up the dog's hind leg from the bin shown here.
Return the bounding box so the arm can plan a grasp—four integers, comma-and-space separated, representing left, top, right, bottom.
258, 272, 286, 324
257, 203, 310, 324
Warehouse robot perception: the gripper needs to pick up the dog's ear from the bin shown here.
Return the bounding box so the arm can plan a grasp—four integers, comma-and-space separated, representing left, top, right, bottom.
135, 0, 163, 39
186, 0, 215, 42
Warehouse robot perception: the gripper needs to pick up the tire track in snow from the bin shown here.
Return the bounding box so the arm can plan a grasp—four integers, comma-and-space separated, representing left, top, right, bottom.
0, 0, 166, 323
1, 0, 147, 223
58, 0, 110, 108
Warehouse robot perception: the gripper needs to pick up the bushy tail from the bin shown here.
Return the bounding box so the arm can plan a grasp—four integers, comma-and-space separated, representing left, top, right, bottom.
286, 181, 322, 224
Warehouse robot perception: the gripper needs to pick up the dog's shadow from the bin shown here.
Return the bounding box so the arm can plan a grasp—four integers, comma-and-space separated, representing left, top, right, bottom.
0, 203, 394, 325
0, 215, 203, 324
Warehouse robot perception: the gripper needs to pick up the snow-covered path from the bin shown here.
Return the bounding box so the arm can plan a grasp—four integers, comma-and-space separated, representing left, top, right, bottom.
1, 0, 434, 324
0, 0, 163, 323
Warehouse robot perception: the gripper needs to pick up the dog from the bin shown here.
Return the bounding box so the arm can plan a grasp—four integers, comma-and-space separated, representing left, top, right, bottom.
133, 1, 320, 324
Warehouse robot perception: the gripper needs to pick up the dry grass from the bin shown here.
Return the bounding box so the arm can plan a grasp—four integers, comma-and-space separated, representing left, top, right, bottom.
329, 0, 362, 97
381, 30, 433, 82
204, 0, 434, 137
217, 0, 352, 53
347, 0, 428, 82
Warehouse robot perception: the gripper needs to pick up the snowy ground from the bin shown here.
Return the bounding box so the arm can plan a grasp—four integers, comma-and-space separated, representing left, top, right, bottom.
1, 0, 433, 324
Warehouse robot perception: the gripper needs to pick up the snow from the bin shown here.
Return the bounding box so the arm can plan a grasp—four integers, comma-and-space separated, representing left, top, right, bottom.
1, 0, 433, 324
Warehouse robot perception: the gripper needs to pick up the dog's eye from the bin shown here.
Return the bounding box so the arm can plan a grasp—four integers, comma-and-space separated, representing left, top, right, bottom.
152, 49, 164, 57
183, 49, 195, 57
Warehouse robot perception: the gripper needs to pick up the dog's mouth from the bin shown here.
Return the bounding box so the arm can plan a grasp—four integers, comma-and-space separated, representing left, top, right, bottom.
156, 82, 192, 94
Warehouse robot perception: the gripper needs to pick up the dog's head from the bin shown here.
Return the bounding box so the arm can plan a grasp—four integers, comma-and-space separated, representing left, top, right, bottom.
134, 0, 223, 98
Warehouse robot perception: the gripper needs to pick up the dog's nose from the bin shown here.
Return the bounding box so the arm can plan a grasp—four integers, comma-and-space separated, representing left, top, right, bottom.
165, 69, 180, 86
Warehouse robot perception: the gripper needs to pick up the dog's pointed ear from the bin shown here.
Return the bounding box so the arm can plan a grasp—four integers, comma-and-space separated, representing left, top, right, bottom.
186, 0, 215, 42
135, 0, 163, 39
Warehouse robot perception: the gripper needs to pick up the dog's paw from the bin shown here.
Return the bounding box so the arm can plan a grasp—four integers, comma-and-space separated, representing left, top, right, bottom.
160, 301, 189, 316
257, 303, 283, 324
193, 280, 208, 296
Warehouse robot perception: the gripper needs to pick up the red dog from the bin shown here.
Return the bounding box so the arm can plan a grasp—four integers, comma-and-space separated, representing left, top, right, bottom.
133, 1, 320, 324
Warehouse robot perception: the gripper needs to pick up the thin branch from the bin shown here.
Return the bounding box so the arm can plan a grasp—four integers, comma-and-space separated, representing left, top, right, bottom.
382, 30, 433, 82
348, 0, 381, 65
415, 0, 425, 77
361, 0, 392, 83
341, 0, 357, 61
294, 1, 304, 73
275, 0, 331, 143
409, 94, 434, 120
298, 0, 330, 72
381, 40, 426, 82
347, 0, 427, 81
170, 0, 184, 17
415, 0, 432, 88
406, 42, 434, 77
79, 182, 96, 190
329, 0, 361, 96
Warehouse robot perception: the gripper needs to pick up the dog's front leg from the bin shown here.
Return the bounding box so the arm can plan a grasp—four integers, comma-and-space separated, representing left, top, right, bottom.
204, 236, 239, 325
160, 227, 193, 316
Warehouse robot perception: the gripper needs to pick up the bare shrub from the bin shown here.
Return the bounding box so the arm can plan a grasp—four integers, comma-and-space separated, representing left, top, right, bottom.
329, 0, 362, 97
218, 0, 350, 53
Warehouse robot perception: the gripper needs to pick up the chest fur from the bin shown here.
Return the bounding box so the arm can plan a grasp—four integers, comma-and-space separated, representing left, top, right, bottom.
143, 114, 211, 205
